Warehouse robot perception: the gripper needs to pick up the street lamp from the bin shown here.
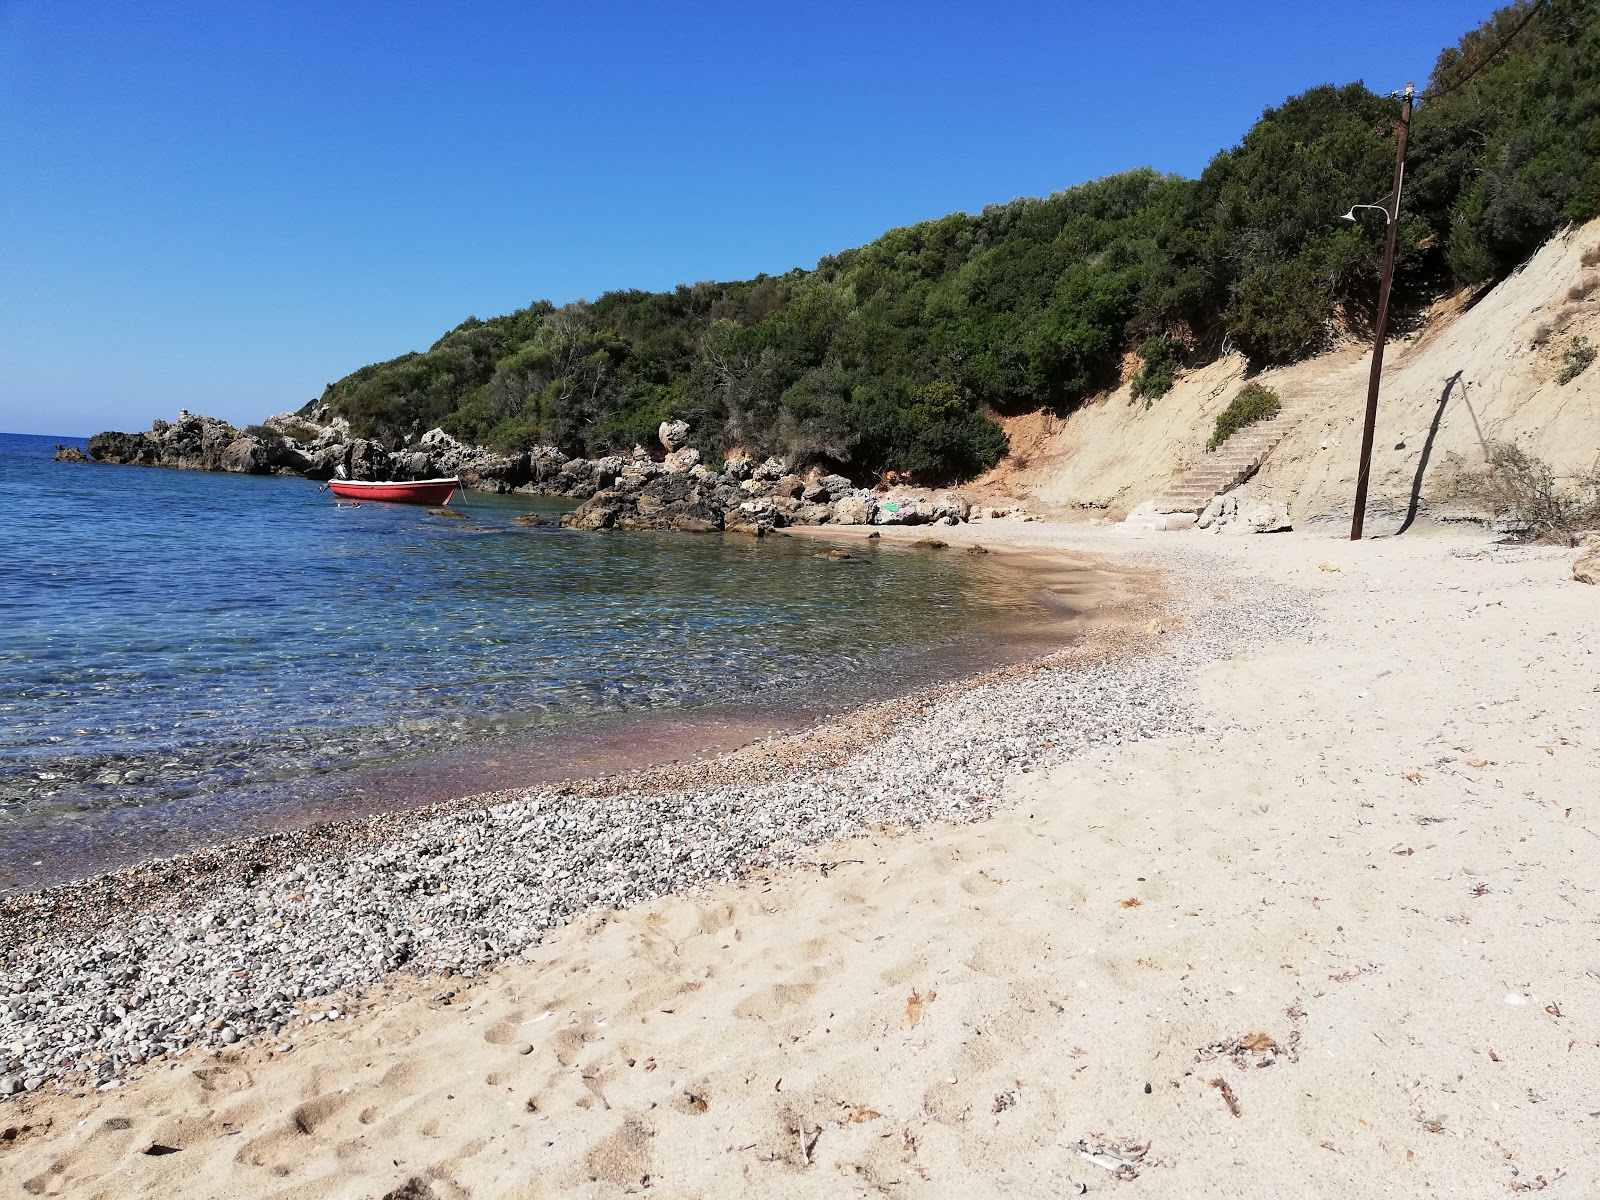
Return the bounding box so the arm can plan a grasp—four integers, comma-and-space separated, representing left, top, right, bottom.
1346, 81, 1415, 541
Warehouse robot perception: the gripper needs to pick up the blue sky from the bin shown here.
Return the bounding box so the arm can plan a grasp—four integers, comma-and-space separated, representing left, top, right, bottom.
1, 0, 1498, 437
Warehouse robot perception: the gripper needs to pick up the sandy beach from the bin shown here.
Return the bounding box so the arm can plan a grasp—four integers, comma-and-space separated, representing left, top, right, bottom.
3, 519, 1597, 1198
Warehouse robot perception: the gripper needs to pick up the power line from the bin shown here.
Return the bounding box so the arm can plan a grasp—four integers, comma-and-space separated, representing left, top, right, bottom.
1420, 0, 1549, 105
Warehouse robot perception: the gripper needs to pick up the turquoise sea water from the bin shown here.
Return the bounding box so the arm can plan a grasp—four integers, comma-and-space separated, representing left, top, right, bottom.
1, 432, 1067, 890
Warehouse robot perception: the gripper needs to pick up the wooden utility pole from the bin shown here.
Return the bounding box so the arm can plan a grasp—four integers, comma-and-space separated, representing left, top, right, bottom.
1350, 81, 1415, 541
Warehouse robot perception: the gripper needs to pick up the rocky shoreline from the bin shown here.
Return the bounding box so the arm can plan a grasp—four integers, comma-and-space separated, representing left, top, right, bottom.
71, 411, 987, 535
0, 548, 1315, 1101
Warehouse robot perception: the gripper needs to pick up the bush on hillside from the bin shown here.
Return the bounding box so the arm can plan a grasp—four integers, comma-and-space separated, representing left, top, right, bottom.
1129, 335, 1180, 404
1560, 334, 1596, 384
1457, 440, 1600, 544
1208, 383, 1282, 451
242, 424, 286, 449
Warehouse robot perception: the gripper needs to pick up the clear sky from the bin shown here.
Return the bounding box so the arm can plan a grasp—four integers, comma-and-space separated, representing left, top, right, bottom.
1, 0, 1499, 437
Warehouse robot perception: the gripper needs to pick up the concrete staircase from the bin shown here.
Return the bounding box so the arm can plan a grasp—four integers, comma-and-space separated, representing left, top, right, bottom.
1151, 410, 1301, 515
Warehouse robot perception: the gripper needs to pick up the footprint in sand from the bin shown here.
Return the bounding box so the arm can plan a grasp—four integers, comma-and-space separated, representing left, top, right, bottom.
732, 981, 817, 1021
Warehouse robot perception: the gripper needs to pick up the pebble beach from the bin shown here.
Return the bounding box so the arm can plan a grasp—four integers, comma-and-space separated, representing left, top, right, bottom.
0, 536, 1306, 1099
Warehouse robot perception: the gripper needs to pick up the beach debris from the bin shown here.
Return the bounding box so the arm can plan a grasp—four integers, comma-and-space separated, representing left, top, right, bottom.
1119, 897, 1142, 908
793, 1122, 821, 1166
1074, 1136, 1149, 1179
845, 1104, 880, 1123
1197, 1032, 1290, 1068
1504, 992, 1528, 1005
993, 1087, 1020, 1113
143, 1143, 181, 1156
905, 989, 936, 1028
1318, 561, 1340, 572
1209, 1076, 1242, 1118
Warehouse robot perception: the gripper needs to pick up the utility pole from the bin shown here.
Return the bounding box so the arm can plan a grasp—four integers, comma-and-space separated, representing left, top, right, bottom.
1350, 81, 1415, 541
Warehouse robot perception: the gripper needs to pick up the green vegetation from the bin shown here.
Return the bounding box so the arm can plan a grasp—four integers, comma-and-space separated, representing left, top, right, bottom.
1209, 384, 1283, 451
242, 424, 284, 448
317, 1, 1600, 485
1560, 334, 1596, 383
1130, 336, 1181, 404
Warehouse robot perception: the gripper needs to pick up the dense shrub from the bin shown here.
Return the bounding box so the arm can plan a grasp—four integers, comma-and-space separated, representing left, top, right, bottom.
1130, 336, 1180, 404
1208, 384, 1283, 450
242, 424, 285, 448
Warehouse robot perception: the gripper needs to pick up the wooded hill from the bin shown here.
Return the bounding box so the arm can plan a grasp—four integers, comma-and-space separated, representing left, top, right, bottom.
314, 0, 1599, 485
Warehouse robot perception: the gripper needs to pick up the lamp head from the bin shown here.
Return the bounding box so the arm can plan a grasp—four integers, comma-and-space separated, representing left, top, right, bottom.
1340, 208, 1357, 222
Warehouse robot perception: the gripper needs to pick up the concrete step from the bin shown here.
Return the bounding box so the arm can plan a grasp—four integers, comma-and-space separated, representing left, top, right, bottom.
1138, 411, 1304, 519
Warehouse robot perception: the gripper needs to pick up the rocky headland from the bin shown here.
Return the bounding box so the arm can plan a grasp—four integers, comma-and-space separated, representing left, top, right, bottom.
69, 411, 980, 535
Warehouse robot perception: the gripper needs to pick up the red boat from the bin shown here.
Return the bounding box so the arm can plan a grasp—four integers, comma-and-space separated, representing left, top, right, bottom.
328, 477, 459, 505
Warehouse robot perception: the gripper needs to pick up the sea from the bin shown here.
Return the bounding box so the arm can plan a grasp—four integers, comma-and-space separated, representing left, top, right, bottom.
0, 431, 1081, 892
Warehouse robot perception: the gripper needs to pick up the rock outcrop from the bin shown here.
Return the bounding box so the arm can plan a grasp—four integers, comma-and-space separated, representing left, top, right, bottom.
81, 410, 974, 536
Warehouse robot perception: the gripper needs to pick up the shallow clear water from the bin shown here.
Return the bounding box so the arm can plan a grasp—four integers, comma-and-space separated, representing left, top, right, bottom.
1, 432, 1081, 889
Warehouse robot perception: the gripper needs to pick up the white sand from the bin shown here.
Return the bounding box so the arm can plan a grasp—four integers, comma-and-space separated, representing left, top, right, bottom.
4, 523, 1597, 1198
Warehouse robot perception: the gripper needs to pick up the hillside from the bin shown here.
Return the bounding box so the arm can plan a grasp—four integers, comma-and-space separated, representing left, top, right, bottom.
984, 216, 1600, 533
311, 2, 1600, 489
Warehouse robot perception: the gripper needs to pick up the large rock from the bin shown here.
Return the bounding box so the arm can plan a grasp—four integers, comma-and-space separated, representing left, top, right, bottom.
831, 494, 876, 525
664, 447, 700, 472
803, 474, 854, 504
1574, 536, 1600, 585
85, 431, 156, 465
346, 439, 394, 481
873, 495, 933, 525
53, 445, 92, 463
560, 492, 624, 531
220, 436, 272, 474
726, 497, 775, 536
1232, 501, 1292, 534
658, 419, 691, 452
722, 451, 754, 480
752, 456, 787, 482
772, 474, 807, 500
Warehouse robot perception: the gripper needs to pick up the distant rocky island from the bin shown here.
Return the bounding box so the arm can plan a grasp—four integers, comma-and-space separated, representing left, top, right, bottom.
70, 410, 977, 535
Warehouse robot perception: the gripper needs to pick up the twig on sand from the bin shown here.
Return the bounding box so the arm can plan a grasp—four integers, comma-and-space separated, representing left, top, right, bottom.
1210, 1076, 1242, 1118
794, 1123, 821, 1166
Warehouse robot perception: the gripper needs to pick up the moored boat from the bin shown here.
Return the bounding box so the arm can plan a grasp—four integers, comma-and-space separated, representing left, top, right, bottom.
328, 477, 459, 505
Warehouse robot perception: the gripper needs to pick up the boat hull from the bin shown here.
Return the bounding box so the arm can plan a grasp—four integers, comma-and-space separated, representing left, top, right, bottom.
328, 478, 459, 505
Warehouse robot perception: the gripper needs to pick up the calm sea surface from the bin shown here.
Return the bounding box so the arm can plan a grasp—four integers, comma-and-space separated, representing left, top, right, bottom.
1, 431, 1078, 890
